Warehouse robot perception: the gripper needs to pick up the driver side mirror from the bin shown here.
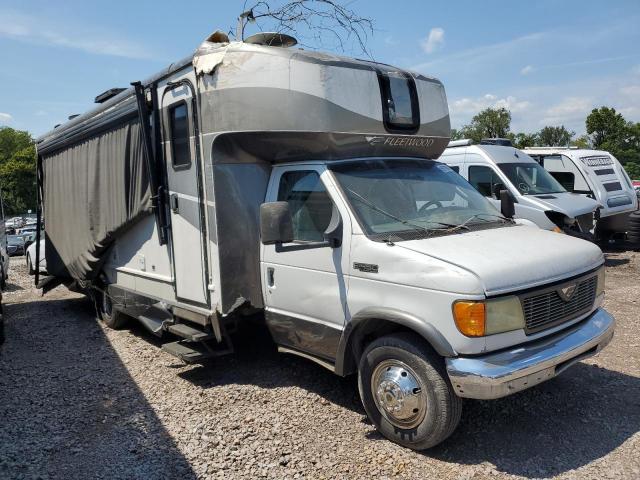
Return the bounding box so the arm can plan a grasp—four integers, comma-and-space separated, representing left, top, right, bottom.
500, 190, 515, 219
260, 202, 294, 245
492, 183, 505, 200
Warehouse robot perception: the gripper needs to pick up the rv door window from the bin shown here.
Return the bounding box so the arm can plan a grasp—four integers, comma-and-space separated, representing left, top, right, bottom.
168, 102, 191, 167
277, 171, 334, 242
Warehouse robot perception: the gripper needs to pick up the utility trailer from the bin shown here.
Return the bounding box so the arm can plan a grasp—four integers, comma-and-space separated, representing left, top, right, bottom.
36, 31, 615, 450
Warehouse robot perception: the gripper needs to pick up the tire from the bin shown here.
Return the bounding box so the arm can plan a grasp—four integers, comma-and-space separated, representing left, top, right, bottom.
358, 332, 462, 450
628, 212, 640, 244
27, 254, 35, 275
95, 289, 128, 330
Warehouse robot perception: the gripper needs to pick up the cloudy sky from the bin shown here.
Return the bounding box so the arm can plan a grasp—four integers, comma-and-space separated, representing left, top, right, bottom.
1, 0, 639, 136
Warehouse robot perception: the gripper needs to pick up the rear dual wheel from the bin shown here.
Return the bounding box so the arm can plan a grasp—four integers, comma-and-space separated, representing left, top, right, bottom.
95, 289, 128, 330
358, 333, 462, 450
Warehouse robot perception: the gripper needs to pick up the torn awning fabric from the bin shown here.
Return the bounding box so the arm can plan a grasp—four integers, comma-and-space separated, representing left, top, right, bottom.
41, 119, 152, 281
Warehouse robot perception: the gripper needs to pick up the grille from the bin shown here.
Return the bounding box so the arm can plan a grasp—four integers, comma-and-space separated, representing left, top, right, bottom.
522, 275, 597, 334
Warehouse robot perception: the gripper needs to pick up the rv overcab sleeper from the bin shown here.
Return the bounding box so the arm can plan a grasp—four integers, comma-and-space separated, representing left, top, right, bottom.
35, 31, 615, 450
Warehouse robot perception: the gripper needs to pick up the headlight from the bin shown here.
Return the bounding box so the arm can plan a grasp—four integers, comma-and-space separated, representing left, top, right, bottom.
596, 266, 605, 297
453, 296, 525, 337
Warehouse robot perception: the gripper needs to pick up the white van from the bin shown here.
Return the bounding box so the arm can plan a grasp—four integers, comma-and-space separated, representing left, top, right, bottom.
441, 140, 599, 236
525, 147, 638, 238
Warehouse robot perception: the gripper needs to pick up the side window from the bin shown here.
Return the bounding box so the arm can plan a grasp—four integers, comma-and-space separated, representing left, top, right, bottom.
169, 102, 191, 167
468, 166, 501, 197
277, 171, 334, 242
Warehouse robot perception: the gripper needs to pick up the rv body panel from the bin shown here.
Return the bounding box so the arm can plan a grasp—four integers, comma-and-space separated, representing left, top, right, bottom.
525, 148, 638, 232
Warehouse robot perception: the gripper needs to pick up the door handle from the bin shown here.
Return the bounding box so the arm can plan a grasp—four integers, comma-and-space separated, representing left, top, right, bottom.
170, 193, 179, 213
267, 267, 275, 288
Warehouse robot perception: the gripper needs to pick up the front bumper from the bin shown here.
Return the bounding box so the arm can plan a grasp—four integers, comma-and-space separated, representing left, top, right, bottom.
446, 308, 615, 400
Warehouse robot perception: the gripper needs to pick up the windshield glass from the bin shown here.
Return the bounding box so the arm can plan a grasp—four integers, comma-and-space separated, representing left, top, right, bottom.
498, 162, 566, 195
330, 159, 509, 241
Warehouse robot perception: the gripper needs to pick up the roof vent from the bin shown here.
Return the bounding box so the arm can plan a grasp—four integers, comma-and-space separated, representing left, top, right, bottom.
244, 32, 297, 48
95, 87, 126, 104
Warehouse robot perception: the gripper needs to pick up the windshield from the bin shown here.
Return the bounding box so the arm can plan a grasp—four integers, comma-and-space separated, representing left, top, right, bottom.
498, 162, 566, 195
330, 159, 510, 241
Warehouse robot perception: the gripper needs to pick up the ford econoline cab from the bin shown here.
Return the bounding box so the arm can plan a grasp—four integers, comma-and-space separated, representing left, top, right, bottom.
441, 140, 599, 237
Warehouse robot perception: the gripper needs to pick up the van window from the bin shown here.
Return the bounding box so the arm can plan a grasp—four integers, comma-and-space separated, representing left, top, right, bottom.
468, 166, 503, 197
169, 103, 191, 167
449, 165, 460, 173
278, 171, 333, 242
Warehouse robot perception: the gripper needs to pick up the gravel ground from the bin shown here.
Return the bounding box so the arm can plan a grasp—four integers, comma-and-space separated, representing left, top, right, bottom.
1, 250, 639, 480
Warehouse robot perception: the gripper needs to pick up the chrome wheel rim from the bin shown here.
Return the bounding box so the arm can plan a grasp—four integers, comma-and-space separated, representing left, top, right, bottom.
371, 359, 426, 429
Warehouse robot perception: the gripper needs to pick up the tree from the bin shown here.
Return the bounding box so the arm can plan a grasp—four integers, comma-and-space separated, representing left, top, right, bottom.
571, 135, 590, 149
0, 127, 37, 215
510, 132, 537, 149
586, 107, 640, 166
586, 107, 627, 149
235, 1, 374, 57
624, 161, 640, 179
537, 125, 574, 147
459, 107, 512, 142
449, 128, 464, 141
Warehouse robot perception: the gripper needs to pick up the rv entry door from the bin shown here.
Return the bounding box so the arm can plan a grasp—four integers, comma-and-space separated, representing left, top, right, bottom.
162, 77, 209, 306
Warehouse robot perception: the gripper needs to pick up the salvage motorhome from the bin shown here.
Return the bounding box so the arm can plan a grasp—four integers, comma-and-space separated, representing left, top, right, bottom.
35, 31, 615, 450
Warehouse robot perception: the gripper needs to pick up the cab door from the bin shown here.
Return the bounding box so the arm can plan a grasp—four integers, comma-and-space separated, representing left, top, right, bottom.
261, 166, 351, 361
161, 75, 209, 306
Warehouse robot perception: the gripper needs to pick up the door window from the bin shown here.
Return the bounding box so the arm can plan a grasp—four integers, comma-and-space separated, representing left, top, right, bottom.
277, 171, 333, 242
468, 165, 503, 197
168, 102, 191, 167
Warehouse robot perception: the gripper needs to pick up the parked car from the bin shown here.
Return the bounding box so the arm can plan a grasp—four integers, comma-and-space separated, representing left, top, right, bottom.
7, 235, 27, 256
441, 140, 599, 238
525, 147, 638, 240
26, 238, 46, 275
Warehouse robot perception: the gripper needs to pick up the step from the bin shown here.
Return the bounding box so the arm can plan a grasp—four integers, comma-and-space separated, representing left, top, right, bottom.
167, 323, 215, 341
161, 340, 215, 363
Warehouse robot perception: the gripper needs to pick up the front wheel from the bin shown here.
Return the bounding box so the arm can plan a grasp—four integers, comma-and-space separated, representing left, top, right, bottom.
358, 333, 462, 450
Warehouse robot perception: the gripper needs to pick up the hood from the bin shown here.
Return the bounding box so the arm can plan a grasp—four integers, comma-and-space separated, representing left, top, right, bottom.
397, 225, 603, 296
528, 192, 598, 217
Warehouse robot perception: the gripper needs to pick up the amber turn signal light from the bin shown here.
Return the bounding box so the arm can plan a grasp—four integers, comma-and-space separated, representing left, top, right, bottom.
453, 301, 486, 337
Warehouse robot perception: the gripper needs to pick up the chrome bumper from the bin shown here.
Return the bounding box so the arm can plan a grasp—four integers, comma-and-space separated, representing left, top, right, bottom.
446, 308, 615, 400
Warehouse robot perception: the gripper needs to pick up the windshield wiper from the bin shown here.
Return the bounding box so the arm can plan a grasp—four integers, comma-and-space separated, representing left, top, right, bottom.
344, 188, 469, 235
453, 213, 513, 231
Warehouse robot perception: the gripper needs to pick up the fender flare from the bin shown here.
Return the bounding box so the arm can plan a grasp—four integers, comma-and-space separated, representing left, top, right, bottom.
334, 306, 456, 376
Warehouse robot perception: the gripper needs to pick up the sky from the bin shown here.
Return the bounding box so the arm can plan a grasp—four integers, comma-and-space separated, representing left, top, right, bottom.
1, 0, 639, 137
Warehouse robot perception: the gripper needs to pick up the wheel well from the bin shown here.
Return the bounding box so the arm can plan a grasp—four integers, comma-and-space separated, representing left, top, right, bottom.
341, 319, 440, 376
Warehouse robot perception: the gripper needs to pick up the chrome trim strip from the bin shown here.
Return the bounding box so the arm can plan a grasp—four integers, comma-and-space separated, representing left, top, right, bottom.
445, 308, 615, 400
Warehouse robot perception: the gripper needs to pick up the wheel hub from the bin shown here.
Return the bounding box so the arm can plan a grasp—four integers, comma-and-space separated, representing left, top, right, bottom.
371, 360, 426, 429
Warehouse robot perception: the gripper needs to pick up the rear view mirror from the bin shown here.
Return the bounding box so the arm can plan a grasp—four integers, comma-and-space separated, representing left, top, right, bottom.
260, 202, 294, 245
500, 190, 515, 219
492, 183, 505, 199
